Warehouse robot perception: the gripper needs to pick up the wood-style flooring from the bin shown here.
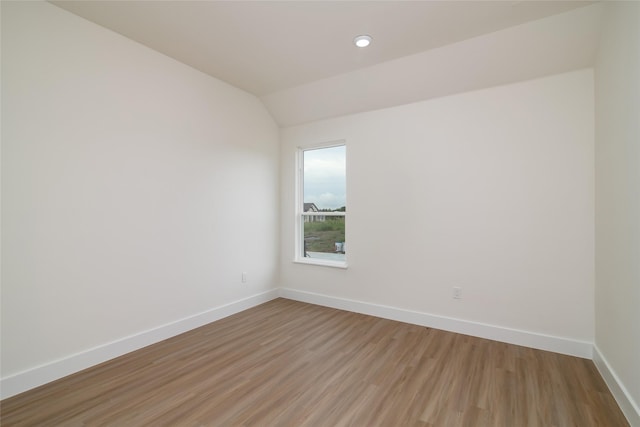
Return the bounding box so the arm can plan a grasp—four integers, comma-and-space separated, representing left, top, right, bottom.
0, 298, 629, 426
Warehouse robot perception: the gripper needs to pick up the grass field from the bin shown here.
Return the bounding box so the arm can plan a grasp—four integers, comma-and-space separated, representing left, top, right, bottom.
304, 218, 345, 253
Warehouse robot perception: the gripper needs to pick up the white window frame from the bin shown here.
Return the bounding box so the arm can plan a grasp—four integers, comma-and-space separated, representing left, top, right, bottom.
294, 141, 347, 269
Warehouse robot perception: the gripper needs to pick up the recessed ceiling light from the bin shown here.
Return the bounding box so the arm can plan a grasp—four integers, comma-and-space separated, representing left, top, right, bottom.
353, 35, 372, 48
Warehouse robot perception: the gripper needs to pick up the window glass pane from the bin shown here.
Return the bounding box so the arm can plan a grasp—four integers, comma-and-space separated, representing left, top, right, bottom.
302, 145, 346, 262
303, 216, 345, 260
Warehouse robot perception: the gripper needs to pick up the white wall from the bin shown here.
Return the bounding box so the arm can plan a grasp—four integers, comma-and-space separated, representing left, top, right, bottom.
281, 70, 594, 345
1, 1, 279, 381
594, 1, 640, 422
263, 4, 602, 127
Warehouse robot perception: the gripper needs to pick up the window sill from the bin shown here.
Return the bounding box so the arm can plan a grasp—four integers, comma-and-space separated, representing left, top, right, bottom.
293, 257, 348, 269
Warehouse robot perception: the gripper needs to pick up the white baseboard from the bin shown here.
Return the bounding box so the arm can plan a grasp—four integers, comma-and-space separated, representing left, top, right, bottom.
7, 286, 631, 426
279, 288, 640, 426
0, 289, 279, 400
278, 288, 593, 359
593, 345, 640, 427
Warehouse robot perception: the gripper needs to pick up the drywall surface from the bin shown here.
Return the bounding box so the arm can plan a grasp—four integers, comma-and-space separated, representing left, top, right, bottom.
1, 1, 279, 377
280, 69, 594, 343
262, 4, 603, 127
594, 1, 640, 418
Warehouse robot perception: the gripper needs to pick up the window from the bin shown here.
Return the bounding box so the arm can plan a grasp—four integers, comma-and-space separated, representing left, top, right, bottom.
296, 142, 346, 268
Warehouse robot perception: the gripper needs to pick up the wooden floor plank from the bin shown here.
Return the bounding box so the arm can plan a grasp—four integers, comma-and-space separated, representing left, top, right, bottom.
0, 298, 630, 426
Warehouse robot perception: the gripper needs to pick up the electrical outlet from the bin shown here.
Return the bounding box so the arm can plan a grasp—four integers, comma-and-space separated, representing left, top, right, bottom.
453, 287, 462, 299
242, 272, 247, 283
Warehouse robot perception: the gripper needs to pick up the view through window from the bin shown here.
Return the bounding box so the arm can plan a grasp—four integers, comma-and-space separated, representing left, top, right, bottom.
300, 144, 346, 265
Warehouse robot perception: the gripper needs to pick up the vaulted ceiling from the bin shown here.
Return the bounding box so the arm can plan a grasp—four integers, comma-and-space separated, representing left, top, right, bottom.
50, 1, 603, 126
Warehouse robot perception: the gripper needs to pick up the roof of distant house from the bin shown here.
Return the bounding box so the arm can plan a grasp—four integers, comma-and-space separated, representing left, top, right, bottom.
303, 203, 318, 212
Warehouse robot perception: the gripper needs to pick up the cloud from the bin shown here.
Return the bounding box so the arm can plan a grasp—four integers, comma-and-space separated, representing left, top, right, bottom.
303, 146, 346, 209
305, 192, 346, 210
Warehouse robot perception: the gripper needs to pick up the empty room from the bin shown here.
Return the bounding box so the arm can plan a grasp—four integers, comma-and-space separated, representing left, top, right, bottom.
1, 1, 638, 425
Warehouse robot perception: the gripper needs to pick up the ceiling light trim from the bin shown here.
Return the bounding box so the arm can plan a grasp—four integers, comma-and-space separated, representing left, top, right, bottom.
354, 35, 372, 48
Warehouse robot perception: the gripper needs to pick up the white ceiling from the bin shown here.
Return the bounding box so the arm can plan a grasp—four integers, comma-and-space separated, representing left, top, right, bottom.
50, 1, 602, 126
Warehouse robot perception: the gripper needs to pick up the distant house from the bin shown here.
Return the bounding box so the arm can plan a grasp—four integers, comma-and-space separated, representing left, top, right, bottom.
303, 203, 325, 222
